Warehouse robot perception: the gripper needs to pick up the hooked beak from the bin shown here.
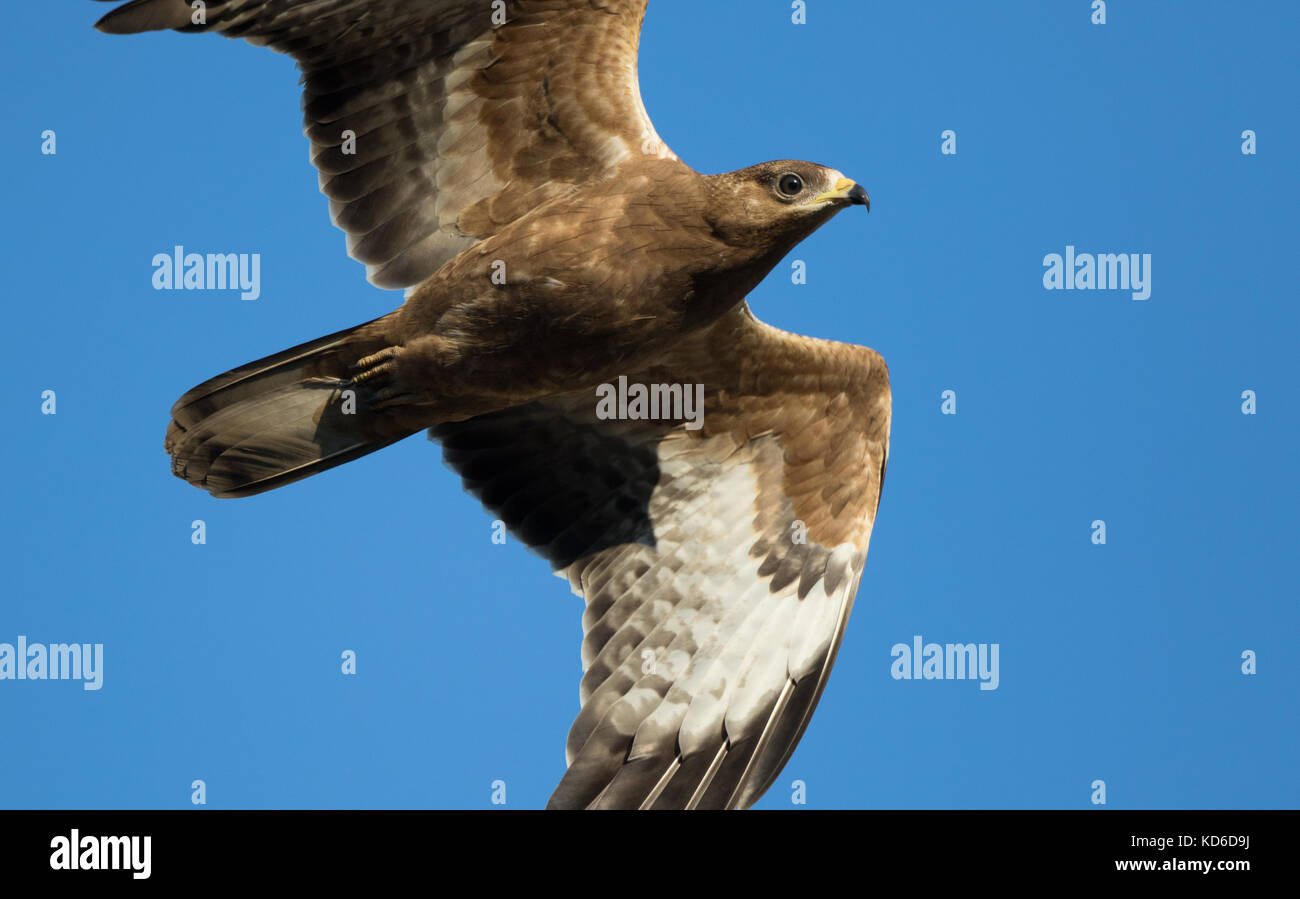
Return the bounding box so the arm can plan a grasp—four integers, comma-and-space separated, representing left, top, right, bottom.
814, 176, 870, 211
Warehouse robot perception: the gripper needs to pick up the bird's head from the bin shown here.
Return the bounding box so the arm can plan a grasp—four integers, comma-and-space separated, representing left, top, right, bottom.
703, 160, 868, 256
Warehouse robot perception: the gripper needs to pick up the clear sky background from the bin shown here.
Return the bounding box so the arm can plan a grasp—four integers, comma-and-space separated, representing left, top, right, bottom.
1, 1, 1295, 810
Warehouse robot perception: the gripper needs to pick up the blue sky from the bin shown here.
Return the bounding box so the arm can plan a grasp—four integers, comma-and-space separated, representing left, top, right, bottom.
1, 1, 1295, 809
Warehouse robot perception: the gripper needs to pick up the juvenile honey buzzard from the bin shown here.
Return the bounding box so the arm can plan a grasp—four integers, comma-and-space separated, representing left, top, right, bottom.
91, 0, 891, 810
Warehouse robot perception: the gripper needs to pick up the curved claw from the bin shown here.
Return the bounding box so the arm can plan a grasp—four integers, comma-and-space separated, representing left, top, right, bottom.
351, 346, 403, 385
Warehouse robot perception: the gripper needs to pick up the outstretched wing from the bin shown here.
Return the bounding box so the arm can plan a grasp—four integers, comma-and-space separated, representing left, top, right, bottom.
432, 304, 891, 809
93, 0, 674, 287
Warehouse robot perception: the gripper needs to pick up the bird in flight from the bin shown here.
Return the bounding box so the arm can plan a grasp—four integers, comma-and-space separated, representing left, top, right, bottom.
91, 0, 891, 809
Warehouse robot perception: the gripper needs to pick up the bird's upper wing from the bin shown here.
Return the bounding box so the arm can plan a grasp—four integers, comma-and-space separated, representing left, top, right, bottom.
93, 0, 673, 288
432, 304, 891, 809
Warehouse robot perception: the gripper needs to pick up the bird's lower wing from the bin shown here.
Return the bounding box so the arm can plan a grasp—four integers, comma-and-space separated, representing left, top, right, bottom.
432, 303, 891, 808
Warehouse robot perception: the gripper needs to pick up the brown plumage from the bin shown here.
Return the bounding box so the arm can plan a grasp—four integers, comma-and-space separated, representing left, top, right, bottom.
93, 0, 890, 809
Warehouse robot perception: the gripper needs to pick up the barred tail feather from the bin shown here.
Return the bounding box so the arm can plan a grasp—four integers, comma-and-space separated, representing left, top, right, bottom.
164, 316, 419, 498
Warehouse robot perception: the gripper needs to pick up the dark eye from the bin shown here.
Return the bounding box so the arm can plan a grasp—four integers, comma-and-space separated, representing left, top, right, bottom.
776, 172, 804, 198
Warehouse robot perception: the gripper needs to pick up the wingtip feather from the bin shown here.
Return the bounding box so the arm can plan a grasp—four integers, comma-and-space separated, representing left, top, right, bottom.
94, 0, 195, 35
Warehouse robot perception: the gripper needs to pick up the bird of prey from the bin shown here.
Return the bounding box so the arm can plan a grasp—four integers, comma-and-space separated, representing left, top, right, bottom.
91, 0, 891, 809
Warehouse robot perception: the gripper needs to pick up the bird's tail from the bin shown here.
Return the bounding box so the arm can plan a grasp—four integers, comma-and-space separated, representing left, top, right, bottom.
164, 314, 421, 498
